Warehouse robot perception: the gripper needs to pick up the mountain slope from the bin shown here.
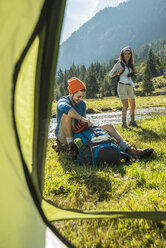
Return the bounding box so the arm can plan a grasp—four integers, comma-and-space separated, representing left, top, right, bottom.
58, 0, 166, 70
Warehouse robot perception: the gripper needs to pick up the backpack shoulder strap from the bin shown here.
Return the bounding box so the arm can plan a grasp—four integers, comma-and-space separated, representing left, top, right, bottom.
119, 61, 125, 77
120, 61, 125, 69
80, 130, 90, 141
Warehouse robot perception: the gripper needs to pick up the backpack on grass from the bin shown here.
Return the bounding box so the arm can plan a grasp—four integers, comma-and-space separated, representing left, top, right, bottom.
74, 126, 135, 166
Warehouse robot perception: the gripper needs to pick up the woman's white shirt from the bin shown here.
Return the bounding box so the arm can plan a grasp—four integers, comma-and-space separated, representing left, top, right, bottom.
109, 61, 135, 87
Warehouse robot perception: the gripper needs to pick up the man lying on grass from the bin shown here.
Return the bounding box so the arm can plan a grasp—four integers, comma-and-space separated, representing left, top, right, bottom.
52, 77, 153, 161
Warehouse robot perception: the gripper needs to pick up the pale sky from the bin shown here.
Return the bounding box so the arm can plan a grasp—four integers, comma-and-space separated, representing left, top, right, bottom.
60, 0, 128, 43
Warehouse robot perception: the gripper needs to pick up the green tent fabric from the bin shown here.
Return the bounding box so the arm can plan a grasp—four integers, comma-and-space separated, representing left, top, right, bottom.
0, 0, 166, 248
0, 0, 71, 247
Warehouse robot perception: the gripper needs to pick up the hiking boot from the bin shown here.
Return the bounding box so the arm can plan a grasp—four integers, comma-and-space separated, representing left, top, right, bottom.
129, 121, 138, 127
52, 139, 67, 153
137, 148, 154, 158
127, 145, 154, 158
122, 123, 128, 129
67, 142, 78, 160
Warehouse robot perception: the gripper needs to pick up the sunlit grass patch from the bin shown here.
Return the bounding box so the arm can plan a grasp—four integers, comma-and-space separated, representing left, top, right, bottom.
53, 219, 166, 248
44, 115, 166, 247
51, 95, 166, 116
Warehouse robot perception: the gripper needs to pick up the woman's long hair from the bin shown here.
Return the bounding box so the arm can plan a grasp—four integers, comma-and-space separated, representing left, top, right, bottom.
119, 46, 135, 71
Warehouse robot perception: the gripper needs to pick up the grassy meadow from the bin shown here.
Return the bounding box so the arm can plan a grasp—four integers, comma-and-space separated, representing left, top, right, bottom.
44, 113, 166, 247
52, 94, 166, 115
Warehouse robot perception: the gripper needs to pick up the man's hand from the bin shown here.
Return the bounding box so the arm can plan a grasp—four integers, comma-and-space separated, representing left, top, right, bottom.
87, 120, 93, 127
81, 117, 93, 126
68, 108, 93, 126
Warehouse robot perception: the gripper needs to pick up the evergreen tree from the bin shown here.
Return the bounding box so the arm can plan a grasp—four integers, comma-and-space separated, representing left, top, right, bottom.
97, 64, 107, 97
147, 48, 160, 77
54, 69, 64, 99
135, 44, 150, 63
85, 70, 99, 99
63, 69, 69, 95
162, 44, 166, 68
110, 78, 118, 96
56, 68, 64, 84
100, 74, 112, 97
79, 65, 86, 81
99, 64, 106, 80
142, 64, 154, 95
54, 85, 64, 100
106, 59, 114, 72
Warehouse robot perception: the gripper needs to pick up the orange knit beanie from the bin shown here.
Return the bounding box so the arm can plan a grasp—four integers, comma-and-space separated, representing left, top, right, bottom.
68, 77, 86, 94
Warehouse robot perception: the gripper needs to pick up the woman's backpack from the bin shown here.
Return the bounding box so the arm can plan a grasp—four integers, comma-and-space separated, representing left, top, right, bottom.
114, 60, 125, 82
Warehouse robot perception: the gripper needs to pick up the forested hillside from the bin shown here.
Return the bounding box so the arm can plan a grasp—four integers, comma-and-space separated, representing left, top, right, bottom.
57, 0, 166, 70
55, 37, 166, 100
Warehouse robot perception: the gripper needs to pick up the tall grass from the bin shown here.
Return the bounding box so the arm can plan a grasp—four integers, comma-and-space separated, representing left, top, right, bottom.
44, 115, 166, 247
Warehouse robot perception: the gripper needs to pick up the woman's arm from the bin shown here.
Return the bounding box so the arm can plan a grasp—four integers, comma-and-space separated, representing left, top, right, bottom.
109, 62, 124, 78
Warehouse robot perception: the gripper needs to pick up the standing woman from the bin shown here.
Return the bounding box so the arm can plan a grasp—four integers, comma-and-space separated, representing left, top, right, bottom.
110, 46, 137, 128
